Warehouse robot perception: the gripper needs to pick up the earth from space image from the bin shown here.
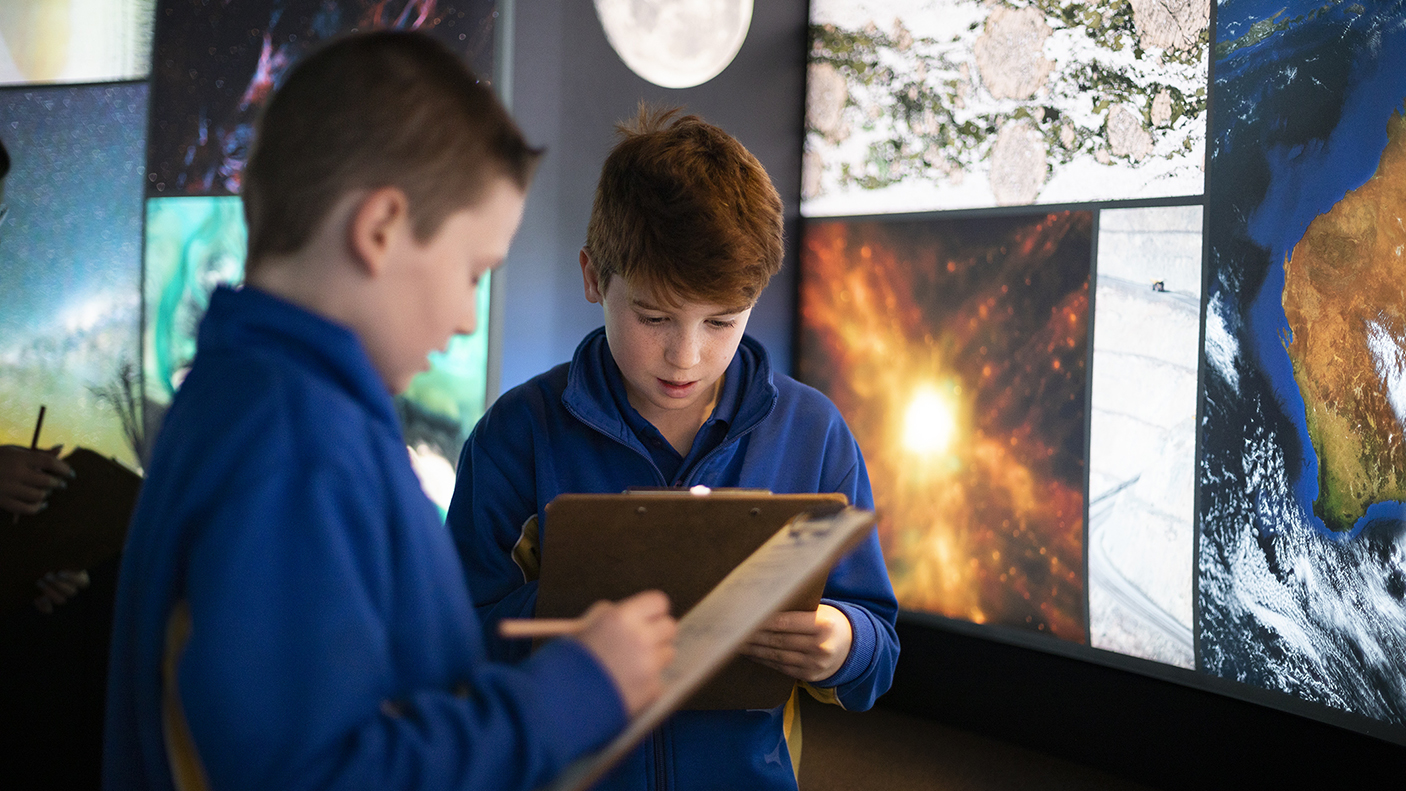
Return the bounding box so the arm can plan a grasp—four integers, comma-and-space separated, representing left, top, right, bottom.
1199, 0, 1406, 728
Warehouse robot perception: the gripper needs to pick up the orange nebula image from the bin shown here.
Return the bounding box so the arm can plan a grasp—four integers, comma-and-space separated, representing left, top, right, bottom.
799, 212, 1092, 641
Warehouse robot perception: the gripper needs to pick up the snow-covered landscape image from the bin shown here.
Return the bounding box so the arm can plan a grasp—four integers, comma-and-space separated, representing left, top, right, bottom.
1087, 205, 1202, 668
804, 0, 1209, 215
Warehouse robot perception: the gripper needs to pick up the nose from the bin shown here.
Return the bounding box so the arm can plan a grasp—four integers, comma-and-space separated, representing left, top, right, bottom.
664, 326, 701, 370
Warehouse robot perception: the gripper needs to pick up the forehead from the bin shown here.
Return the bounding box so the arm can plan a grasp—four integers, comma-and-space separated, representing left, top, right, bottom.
616, 277, 752, 316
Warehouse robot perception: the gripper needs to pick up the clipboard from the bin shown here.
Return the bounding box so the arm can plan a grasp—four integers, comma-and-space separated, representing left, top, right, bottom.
0, 448, 141, 613
535, 489, 848, 710
541, 506, 876, 791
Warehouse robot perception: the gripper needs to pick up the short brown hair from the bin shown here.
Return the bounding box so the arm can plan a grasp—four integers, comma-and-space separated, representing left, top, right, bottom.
584, 106, 783, 307
243, 31, 540, 268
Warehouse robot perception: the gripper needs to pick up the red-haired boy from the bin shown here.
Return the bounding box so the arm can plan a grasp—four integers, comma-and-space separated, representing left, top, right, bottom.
448, 108, 900, 791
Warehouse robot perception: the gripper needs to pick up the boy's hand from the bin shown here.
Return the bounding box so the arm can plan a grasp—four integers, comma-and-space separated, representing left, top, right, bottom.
739, 604, 852, 683
0, 444, 73, 515
34, 569, 90, 614
574, 590, 677, 717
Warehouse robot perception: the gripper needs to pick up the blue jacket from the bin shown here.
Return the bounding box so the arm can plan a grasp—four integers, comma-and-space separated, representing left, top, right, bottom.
447, 328, 900, 791
104, 286, 626, 791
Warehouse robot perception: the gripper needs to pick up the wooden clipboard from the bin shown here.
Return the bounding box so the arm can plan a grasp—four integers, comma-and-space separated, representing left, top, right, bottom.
535, 489, 848, 710
541, 506, 876, 791
0, 448, 141, 613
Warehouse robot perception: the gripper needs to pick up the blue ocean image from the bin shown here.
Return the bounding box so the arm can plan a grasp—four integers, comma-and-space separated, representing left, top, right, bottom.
1199, 0, 1406, 730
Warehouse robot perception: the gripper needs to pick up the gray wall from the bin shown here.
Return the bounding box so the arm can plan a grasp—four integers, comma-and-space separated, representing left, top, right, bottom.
496, 0, 808, 393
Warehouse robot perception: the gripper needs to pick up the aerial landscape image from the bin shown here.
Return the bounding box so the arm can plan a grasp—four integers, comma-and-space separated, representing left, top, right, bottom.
799, 211, 1092, 642
803, 0, 1209, 216
1199, 0, 1406, 728
1086, 205, 1202, 669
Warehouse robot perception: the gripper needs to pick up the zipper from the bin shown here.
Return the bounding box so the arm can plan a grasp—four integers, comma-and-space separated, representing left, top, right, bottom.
560, 366, 780, 791
681, 408, 773, 488
653, 723, 668, 791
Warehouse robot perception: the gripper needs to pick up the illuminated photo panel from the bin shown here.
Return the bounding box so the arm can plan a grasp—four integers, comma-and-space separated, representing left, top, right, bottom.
0, 1, 155, 86
145, 0, 497, 197
1199, 0, 1406, 727
141, 196, 247, 413
799, 211, 1092, 641
141, 196, 493, 512
1087, 205, 1202, 668
0, 82, 149, 468
803, 0, 1209, 216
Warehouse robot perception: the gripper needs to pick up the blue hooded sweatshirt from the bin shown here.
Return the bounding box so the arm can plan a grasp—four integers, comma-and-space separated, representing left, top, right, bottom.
447, 328, 900, 791
104, 286, 627, 791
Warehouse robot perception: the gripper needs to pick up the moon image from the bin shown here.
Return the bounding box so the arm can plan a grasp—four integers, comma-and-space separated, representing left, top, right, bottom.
594, 0, 753, 89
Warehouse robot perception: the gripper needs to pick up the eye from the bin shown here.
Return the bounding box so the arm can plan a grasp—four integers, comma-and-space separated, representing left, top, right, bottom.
636, 313, 668, 326
707, 318, 738, 330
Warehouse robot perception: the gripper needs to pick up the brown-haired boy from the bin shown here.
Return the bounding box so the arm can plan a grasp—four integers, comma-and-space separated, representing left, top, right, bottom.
447, 107, 900, 791
104, 32, 675, 791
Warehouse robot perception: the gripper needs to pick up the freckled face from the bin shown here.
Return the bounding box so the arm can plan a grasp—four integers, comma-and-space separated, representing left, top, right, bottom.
583, 259, 752, 425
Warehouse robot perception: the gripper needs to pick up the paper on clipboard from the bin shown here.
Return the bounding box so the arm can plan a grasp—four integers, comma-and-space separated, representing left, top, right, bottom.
540, 506, 876, 791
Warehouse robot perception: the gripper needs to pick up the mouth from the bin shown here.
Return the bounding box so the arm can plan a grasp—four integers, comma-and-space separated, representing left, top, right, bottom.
657, 378, 698, 398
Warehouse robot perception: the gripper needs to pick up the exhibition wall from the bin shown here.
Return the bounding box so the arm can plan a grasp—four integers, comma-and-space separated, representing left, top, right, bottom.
796, 0, 1406, 757
3, 1, 1405, 782
0, 0, 501, 513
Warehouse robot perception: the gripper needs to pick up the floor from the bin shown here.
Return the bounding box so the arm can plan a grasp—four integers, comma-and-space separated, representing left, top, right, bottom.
796, 697, 1150, 791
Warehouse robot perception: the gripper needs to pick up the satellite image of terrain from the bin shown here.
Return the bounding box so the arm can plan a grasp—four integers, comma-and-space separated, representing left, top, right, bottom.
1282, 111, 1406, 533
1199, 0, 1406, 729
803, 0, 1208, 216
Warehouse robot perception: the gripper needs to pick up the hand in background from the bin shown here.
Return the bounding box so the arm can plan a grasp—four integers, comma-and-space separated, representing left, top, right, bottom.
574, 590, 677, 717
34, 569, 90, 614
739, 604, 853, 683
0, 444, 74, 516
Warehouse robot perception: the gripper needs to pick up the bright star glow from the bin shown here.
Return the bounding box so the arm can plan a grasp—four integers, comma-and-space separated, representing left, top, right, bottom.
902, 387, 956, 455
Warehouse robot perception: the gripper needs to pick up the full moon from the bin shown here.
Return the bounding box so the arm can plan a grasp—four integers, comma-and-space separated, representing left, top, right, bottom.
594, 0, 753, 89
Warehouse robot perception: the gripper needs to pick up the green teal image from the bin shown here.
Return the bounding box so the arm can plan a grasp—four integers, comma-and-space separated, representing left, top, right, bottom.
142, 195, 492, 511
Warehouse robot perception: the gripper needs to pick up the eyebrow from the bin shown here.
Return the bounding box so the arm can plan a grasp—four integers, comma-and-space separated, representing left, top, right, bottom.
631, 298, 751, 317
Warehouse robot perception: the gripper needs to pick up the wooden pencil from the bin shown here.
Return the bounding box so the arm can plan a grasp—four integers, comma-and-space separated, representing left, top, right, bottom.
14, 405, 46, 525
498, 617, 585, 639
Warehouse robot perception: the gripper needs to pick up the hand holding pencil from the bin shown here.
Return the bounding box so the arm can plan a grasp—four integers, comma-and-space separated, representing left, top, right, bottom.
503, 590, 678, 717
1, 407, 75, 519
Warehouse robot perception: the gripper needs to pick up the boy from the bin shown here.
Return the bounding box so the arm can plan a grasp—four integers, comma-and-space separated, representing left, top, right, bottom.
104, 33, 676, 791
447, 108, 900, 791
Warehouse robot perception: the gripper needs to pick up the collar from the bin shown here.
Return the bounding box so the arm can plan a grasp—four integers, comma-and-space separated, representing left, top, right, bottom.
197, 285, 399, 430
603, 339, 744, 452
561, 327, 779, 448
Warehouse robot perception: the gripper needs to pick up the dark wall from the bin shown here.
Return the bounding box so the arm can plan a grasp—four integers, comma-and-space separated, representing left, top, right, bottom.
886, 619, 1406, 788
499, 0, 807, 392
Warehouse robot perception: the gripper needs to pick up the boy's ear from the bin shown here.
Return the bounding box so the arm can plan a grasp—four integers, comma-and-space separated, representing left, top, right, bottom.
349, 187, 411, 277
580, 248, 606, 304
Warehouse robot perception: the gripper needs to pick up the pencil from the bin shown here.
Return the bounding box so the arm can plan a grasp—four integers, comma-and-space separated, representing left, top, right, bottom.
29, 405, 46, 450
498, 617, 586, 639
14, 405, 46, 524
